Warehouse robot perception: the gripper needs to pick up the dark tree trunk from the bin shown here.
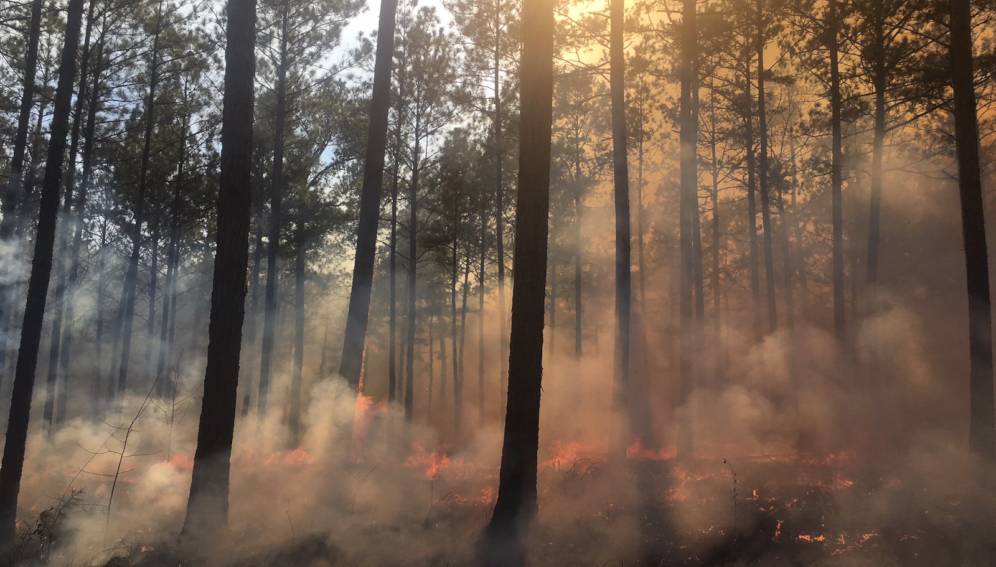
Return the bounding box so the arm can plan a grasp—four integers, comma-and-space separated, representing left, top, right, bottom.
451, 234, 460, 430
58, 6, 107, 424
0, 0, 86, 553
388, 110, 403, 403
405, 125, 421, 420
478, 188, 487, 425
457, 260, 470, 434
493, 0, 508, 410
677, 0, 698, 460
158, 100, 188, 397
757, 1, 776, 333
117, 0, 165, 398
289, 230, 306, 443
609, 0, 632, 439
182, 0, 256, 537
259, 2, 289, 413
866, 0, 886, 287
339, 0, 398, 387
828, 0, 846, 345
0, 0, 43, 240
744, 58, 761, 340
242, 225, 262, 415
948, 0, 995, 459
44, 0, 97, 429
484, 0, 554, 552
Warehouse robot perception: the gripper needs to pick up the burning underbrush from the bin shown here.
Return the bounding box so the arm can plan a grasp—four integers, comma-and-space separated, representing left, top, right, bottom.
14, 431, 996, 566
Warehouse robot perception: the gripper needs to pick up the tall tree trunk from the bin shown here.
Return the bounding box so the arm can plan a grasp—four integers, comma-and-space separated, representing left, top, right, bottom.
243, 226, 262, 414
485, 0, 554, 551
117, 0, 165, 398
450, 236, 460, 430
182, 0, 257, 537
948, 0, 994, 459
289, 231, 306, 444
44, 0, 97, 428
0, 0, 45, 383
677, 0, 698, 460
388, 116, 402, 403
828, 0, 845, 345
609, 0, 633, 442
60, 17, 107, 424
339, 0, 398, 387
757, 0, 776, 333
457, 260, 470, 434
405, 121, 422, 420
158, 100, 188, 396
744, 57, 761, 340
0, 0, 43, 240
708, 82, 722, 362
865, 1, 886, 287
0, 0, 86, 552
493, 0, 508, 411
259, 2, 289, 413
478, 199, 487, 425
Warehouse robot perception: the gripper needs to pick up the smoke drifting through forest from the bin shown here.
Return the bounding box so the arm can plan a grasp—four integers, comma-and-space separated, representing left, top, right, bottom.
0, 0, 994, 564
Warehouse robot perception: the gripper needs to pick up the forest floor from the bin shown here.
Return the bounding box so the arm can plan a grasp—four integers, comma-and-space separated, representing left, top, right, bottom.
16, 449, 996, 566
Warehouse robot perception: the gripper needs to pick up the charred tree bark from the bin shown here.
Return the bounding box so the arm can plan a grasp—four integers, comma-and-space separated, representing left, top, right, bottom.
948, 0, 994, 459
0, 0, 86, 553
258, 1, 289, 413
182, 0, 256, 537
339, 0, 398, 388
484, 0, 554, 553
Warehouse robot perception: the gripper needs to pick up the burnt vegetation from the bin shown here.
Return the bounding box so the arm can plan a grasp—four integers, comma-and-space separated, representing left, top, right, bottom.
0, 0, 994, 565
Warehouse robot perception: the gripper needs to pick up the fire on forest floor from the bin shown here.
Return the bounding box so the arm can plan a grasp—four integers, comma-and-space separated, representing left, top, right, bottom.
19, 441, 995, 566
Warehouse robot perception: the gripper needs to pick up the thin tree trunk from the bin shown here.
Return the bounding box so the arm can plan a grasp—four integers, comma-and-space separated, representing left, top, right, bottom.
117, 0, 165, 398
259, 1, 290, 413
609, 0, 632, 444
828, 0, 846, 345
60, 15, 107, 424
159, 100, 188, 395
44, 0, 97, 428
339, 0, 398, 387
289, 230, 306, 444
457, 259, 470, 434
478, 199, 487, 425
405, 119, 422, 420
0, 0, 43, 240
948, 0, 994, 459
493, 0, 508, 412
757, 0, 776, 333
182, 0, 257, 537
744, 57, 761, 340
866, 1, 886, 287
677, 0, 698, 460
0, 0, 87, 552
485, 0, 554, 550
